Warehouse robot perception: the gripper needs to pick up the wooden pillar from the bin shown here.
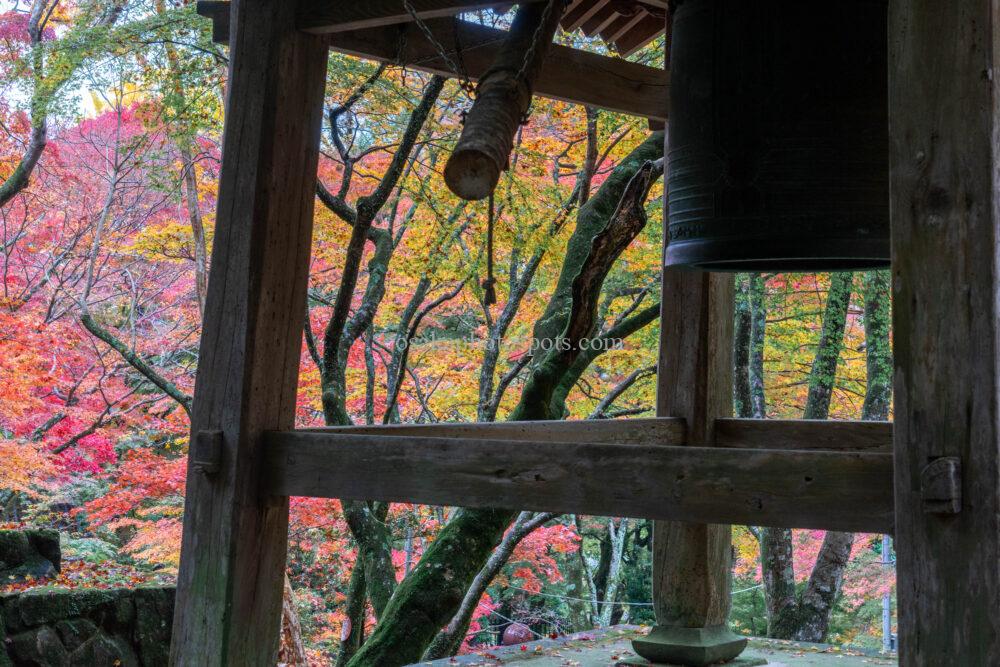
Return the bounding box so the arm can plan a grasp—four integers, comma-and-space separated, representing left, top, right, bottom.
889, 1, 1000, 664
169, 1, 328, 664
631, 149, 746, 666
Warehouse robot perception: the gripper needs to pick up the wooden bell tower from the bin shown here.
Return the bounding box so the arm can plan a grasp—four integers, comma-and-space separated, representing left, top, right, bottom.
177, 2, 1000, 665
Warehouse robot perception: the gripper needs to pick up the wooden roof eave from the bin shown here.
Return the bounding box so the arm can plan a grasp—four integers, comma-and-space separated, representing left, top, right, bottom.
196, 1, 669, 122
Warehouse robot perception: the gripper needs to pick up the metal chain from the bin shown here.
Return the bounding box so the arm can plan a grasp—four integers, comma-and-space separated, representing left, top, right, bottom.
514, 0, 565, 124
401, 0, 476, 98
394, 24, 408, 67
451, 18, 475, 98
515, 0, 564, 82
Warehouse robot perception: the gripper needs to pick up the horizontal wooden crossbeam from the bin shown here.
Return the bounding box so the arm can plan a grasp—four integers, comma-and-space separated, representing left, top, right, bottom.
715, 418, 892, 452
199, 0, 534, 36
263, 419, 894, 533
325, 18, 669, 121
196, 2, 670, 120
297, 0, 545, 34
305, 417, 893, 451
301, 416, 686, 444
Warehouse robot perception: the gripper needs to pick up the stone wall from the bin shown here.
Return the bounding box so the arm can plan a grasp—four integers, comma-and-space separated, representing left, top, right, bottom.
0, 531, 60, 585
1, 586, 174, 667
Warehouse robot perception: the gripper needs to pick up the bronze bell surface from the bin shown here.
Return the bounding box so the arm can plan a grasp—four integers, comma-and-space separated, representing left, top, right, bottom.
665, 0, 890, 271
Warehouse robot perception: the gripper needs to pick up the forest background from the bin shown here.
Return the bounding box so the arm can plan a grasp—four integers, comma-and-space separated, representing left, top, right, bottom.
0, 1, 895, 663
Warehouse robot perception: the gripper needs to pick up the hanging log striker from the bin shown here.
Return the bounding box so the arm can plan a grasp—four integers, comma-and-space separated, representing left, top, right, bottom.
444, 1, 563, 201
665, 0, 890, 271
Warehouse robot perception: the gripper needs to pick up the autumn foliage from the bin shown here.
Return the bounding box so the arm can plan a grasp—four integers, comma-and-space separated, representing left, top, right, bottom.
0, 1, 895, 662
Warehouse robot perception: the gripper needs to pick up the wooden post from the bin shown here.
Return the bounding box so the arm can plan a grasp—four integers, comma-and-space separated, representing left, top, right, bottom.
889, 1, 1000, 664
631, 149, 746, 666
169, 1, 328, 664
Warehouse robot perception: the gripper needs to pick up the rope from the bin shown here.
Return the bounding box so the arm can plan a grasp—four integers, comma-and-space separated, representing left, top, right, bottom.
506, 585, 653, 607
732, 583, 765, 595
482, 192, 497, 306
504, 582, 765, 605
471, 584, 766, 641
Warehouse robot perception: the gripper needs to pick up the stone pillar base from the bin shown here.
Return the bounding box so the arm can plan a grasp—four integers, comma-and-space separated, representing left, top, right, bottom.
630, 624, 748, 666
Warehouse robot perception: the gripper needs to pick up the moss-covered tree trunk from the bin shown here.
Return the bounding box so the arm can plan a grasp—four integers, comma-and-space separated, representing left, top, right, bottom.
802, 272, 854, 420
345, 133, 664, 667
749, 274, 767, 418
422, 511, 557, 659
764, 272, 858, 642
334, 561, 368, 667
861, 271, 892, 422
311, 77, 446, 651
734, 274, 767, 419
734, 276, 753, 418
773, 530, 854, 642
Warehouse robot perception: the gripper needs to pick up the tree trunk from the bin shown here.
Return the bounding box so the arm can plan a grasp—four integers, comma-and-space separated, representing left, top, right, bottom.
477, 112, 598, 423
279, 576, 308, 666
802, 273, 853, 419
861, 270, 892, 422
346, 507, 517, 667
179, 141, 209, 315
761, 528, 797, 633
345, 133, 664, 666
314, 77, 445, 628
597, 518, 629, 627
734, 276, 753, 418
423, 512, 557, 659
789, 531, 854, 642
320, 76, 445, 426
749, 274, 767, 418
765, 272, 856, 641
341, 501, 395, 619
735, 274, 767, 420
565, 536, 592, 631
334, 563, 368, 667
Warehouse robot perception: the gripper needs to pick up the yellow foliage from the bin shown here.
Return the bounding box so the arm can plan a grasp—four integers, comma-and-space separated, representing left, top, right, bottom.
129, 220, 213, 264
0, 439, 55, 495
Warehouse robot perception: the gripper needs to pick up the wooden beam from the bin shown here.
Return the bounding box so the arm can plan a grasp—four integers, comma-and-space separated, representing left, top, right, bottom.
304, 416, 893, 452
889, 1, 1000, 664
297, 0, 538, 34
196, 1, 228, 44
262, 432, 894, 534
329, 19, 667, 121
715, 418, 892, 452
169, 1, 328, 664
196, 3, 669, 121
300, 416, 685, 445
